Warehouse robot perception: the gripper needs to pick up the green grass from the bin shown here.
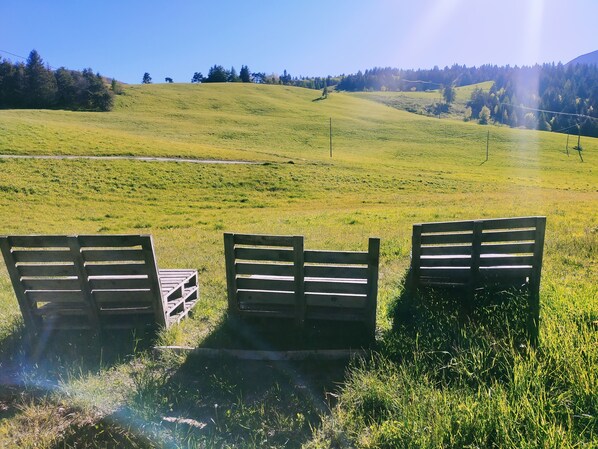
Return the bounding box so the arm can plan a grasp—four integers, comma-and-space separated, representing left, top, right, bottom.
0, 83, 596, 448
350, 80, 494, 119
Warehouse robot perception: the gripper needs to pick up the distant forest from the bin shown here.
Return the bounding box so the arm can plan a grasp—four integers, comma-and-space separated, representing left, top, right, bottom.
335, 64, 598, 137
0, 50, 114, 111
2, 50, 597, 137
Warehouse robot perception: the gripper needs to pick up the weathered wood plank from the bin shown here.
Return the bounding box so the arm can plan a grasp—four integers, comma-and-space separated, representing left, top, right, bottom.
85, 263, 148, 277
92, 289, 154, 304
304, 250, 368, 265
481, 229, 537, 242
89, 277, 150, 291
420, 245, 472, 256
237, 289, 296, 305
305, 308, 367, 321
224, 233, 239, 314
420, 233, 474, 245
304, 265, 368, 279
304, 280, 368, 295
235, 262, 294, 277
7, 235, 71, 248
232, 234, 295, 247
479, 267, 533, 279
27, 290, 85, 303
478, 255, 536, 267
81, 249, 145, 262
234, 247, 294, 262
480, 216, 541, 230
13, 250, 73, 263
17, 264, 76, 277
236, 277, 295, 292
22, 278, 81, 291
419, 256, 472, 267
419, 220, 474, 233
480, 243, 535, 254
305, 293, 367, 308
419, 267, 472, 279
78, 234, 146, 247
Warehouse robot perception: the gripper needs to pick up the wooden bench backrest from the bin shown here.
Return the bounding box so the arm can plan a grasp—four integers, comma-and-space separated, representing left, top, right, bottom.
411, 216, 546, 288
0, 234, 166, 334
224, 233, 379, 331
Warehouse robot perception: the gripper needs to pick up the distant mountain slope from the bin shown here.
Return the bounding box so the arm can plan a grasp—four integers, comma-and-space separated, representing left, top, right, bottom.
566, 49, 598, 66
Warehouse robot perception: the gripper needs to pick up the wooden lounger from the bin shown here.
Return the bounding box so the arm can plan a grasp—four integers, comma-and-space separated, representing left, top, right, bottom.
409, 216, 546, 343
0, 234, 199, 336
224, 233, 380, 338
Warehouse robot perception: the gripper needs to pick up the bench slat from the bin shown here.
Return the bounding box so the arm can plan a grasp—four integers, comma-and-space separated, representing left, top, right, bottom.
82, 249, 145, 262
235, 262, 294, 277
419, 221, 474, 233
22, 278, 81, 291
234, 247, 294, 262
236, 277, 295, 292
305, 280, 368, 295
421, 233, 474, 245
237, 290, 295, 305
481, 229, 537, 242
89, 277, 150, 291
233, 234, 296, 247
27, 290, 86, 303
304, 250, 368, 265
18, 264, 77, 277
304, 265, 368, 279
420, 245, 473, 256
480, 243, 535, 254
481, 216, 541, 230
85, 263, 149, 276
479, 255, 535, 267
13, 250, 73, 263
7, 235, 71, 248
305, 293, 367, 309
419, 256, 472, 267
78, 235, 147, 247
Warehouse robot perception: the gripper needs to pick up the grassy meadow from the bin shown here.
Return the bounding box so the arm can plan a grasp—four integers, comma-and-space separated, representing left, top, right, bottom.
0, 83, 596, 448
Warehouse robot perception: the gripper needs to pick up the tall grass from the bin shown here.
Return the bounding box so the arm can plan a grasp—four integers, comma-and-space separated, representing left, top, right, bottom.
0, 83, 596, 448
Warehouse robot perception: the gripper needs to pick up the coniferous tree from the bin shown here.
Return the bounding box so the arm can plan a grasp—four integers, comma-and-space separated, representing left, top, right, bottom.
240, 65, 251, 82
25, 50, 57, 107
142, 72, 152, 84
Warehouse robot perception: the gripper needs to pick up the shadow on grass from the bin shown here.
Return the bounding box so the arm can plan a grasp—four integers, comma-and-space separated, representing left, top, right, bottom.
383, 270, 532, 387
30, 315, 369, 448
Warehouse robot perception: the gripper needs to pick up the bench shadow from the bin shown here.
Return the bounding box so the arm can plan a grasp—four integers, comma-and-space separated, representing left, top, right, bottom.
199, 312, 375, 351
385, 269, 531, 385
45, 315, 363, 448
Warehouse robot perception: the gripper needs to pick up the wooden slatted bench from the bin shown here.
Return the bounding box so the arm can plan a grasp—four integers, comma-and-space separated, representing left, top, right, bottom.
0, 234, 199, 337
224, 233, 380, 338
409, 216, 546, 343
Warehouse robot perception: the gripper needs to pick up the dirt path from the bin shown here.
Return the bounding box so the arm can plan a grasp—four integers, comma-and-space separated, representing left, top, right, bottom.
0, 155, 258, 164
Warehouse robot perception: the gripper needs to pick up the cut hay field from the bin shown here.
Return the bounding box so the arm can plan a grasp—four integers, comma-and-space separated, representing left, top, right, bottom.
0, 83, 596, 448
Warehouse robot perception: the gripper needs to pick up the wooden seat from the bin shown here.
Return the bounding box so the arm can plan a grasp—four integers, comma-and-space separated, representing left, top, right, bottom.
409, 216, 546, 344
224, 233, 380, 338
0, 234, 199, 336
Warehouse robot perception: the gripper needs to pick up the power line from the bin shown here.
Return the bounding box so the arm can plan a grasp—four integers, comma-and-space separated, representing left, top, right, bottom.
499, 102, 598, 123
0, 49, 27, 60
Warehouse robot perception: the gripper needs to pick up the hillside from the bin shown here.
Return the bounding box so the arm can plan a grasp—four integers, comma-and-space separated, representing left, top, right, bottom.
0, 83, 596, 448
567, 49, 598, 66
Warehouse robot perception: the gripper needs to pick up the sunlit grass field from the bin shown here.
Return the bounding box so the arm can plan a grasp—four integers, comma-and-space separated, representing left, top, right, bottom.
0, 83, 596, 448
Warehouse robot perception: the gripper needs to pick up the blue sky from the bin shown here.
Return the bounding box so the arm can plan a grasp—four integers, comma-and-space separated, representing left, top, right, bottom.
1, 0, 597, 84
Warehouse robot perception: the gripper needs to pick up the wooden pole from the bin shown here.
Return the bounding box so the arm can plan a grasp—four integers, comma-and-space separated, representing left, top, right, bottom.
329, 117, 333, 158
486, 129, 489, 161
566, 133, 570, 156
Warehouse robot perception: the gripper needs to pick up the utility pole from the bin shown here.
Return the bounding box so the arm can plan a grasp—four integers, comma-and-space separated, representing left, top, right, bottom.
486, 129, 489, 161
566, 133, 570, 156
